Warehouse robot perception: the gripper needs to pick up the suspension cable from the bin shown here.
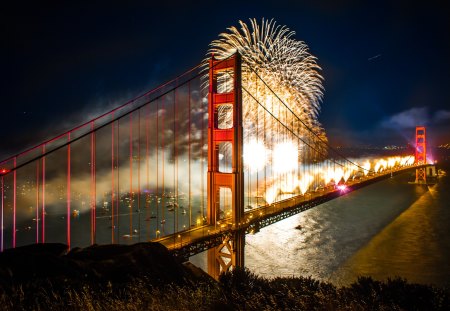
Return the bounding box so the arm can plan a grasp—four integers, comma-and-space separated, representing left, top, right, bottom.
242, 60, 373, 172
241, 85, 347, 169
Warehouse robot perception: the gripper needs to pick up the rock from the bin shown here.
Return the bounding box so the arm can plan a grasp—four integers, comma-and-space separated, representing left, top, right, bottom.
0, 243, 79, 287
0, 242, 201, 290
183, 261, 215, 282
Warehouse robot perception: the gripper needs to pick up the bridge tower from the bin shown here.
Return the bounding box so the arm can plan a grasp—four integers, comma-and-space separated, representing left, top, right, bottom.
415, 126, 427, 184
207, 53, 244, 279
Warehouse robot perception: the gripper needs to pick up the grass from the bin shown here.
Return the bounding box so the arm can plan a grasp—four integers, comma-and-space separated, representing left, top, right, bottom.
1, 268, 448, 310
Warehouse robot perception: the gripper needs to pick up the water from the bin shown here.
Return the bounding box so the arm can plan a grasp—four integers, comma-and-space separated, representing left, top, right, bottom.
3, 191, 206, 250
191, 163, 450, 287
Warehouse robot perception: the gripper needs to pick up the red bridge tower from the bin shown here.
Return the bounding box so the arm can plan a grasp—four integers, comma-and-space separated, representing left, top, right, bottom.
415, 126, 427, 184
207, 53, 244, 279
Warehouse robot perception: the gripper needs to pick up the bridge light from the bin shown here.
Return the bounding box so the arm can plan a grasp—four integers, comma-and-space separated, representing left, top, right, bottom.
0, 168, 10, 176
337, 184, 347, 192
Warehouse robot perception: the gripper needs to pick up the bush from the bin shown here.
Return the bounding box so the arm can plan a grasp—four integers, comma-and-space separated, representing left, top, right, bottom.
1, 256, 449, 310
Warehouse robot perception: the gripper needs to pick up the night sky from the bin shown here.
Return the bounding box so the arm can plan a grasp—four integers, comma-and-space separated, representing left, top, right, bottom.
2, 0, 449, 159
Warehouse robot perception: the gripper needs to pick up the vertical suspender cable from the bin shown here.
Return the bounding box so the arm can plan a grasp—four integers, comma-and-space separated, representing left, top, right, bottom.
42, 145, 46, 242
161, 96, 165, 235
129, 113, 133, 237
1, 176, 4, 251
201, 87, 205, 221
67, 133, 71, 249
116, 119, 120, 240
111, 116, 115, 243
138, 108, 141, 242
13, 157, 16, 248
256, 74, 259, 207
36, 159, 39, 244
188, 81, 192, 229
146, 103, 150, 240
156, 99, 159, 237
173, 90, 176, 236
262, 79, 268, 205
93, 125, 96, 243
91, 121, 96, 245
174, 87, 178, 235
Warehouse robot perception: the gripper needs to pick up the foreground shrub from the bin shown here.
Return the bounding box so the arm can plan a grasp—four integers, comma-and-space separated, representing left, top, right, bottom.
1, 267, 448, 310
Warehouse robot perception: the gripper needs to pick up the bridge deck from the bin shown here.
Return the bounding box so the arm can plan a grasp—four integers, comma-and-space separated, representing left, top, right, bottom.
154, 166, 419, 260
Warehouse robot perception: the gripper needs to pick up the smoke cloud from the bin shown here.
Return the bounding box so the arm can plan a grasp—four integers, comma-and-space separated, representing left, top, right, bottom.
432, 110, 450, 123
380, 107, 450, 130
380, 107, 427, 129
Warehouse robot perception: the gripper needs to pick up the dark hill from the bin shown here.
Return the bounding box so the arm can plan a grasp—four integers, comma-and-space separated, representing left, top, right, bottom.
0, 242, 207, 290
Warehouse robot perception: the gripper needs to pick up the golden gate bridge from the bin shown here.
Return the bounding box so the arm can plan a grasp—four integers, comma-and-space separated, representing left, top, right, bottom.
0, 53, 429, 278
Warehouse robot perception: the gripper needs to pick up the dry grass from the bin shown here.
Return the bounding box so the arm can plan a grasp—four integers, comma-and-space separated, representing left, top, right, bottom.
1, 268, 449, 310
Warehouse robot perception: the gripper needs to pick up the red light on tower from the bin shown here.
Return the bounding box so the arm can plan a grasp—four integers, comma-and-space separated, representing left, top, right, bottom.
415, 126, 426, 184
0, 168, 10, 176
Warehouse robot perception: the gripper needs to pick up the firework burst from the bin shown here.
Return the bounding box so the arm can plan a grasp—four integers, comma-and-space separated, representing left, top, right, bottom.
205, 18, 340, 205
206, 18, 328, 161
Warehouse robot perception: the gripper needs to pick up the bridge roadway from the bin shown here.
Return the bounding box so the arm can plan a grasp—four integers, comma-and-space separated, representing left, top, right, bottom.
154, 166, 420, 261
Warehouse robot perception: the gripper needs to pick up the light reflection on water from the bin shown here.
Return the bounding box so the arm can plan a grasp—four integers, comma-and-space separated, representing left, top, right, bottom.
191, 165, 450, 287
329, 179, 450, 286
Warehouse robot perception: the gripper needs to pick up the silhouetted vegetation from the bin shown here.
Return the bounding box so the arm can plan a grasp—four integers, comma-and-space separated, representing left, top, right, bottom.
217, 268, 449, 310
1, 268, 449, 310
0, 244, 449, 310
